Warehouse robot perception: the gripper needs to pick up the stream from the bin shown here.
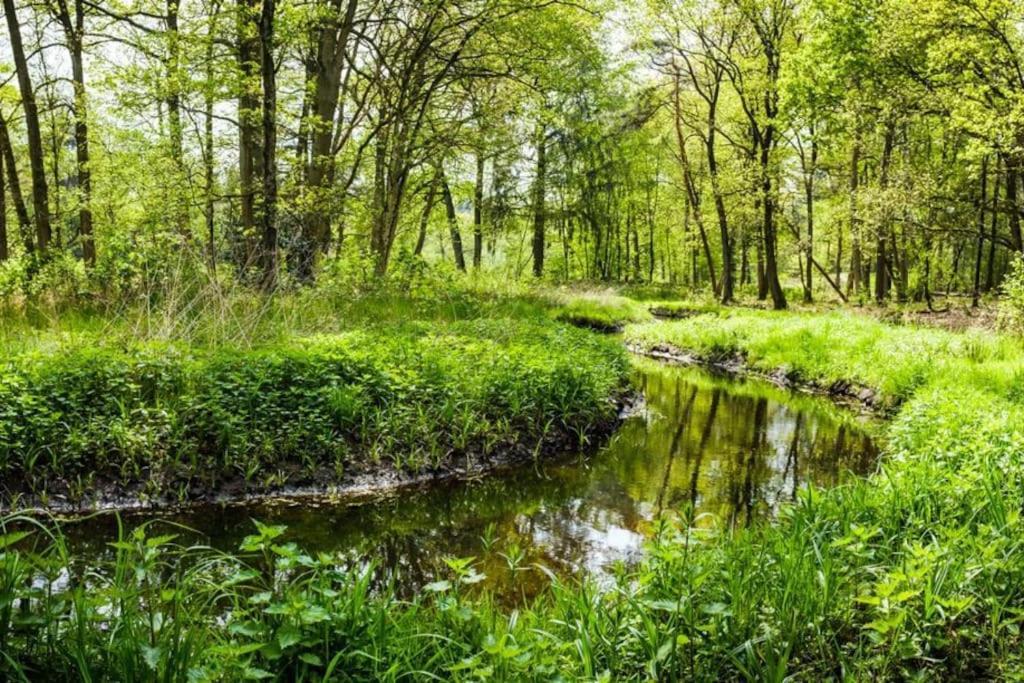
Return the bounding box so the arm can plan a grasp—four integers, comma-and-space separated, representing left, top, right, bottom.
55, 357, 879, 599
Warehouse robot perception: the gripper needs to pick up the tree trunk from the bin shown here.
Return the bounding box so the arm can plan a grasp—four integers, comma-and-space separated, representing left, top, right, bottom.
706, 105, 732, 302
986, 161, 1001, 292
532, 122, 546, 277
414, 171, 439, 257
0, 149, 6, 261
258, 0, 278, 290
166, 0, 189, 238
973, 156, 989, 307
761, 127, 786, 310
0, 111, 33, 254
441, 167, 466, 271
847, 130, 862, 296
803, 136, 816, 303
874, 124, 895, 303
237, 0, 263, 272
52, 0, 96, 266
673, 74, 717, 294
1007, 159, 1023, 253
297, 0, 358, 281
204, 2, 219, 270
4, 0, 52, 255
473, 152, 484, 268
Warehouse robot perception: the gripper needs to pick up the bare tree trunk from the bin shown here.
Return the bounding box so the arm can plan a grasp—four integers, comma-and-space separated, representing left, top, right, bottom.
986, 160, 1002, 291
1007, 158, 1023, 253
166, 0, 189, 238
847, 130, 862, 296
0, 149, 6, 261
761, 128, 786, 309
441, 167, 465, 271
803, 136, 816, 303
973, 156, 989, 307
298, 0, 358, 281
4, 0, 52, 255
532, 121, 546, 277
258, 0, 278, 290
203, 1, 220, 270
473, 152, 484, 268
51, 0, 96, 266
874, 125, 894, 303
237, 0, 262, 273
673, 74, 718, 293
414, 171, 439, 257
0, 110, 33, 254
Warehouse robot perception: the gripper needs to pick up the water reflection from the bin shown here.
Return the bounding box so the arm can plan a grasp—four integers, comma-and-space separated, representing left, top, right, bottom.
59, 359, 878, 598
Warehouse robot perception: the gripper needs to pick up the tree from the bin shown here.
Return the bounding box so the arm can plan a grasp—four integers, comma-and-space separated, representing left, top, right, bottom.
4, 0, 52, 256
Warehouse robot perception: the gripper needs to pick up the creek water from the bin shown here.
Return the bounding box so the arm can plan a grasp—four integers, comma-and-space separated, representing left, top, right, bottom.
57, 357, 879, 598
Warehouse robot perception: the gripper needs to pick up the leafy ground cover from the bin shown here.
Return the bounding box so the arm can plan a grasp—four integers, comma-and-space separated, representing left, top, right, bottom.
0, 280, 629, 509
4, 306, 1024, 680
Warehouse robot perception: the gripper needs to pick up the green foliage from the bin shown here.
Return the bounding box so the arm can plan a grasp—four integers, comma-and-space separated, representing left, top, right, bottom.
997, 255, 1024, 335
627, 310, 1018, 406
549, 291, 653, 331
0, 316, 627, 502
5, 310, 1024, 680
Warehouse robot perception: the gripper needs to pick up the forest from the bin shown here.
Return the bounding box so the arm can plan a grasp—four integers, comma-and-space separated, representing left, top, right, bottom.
1, 0, 1024, 680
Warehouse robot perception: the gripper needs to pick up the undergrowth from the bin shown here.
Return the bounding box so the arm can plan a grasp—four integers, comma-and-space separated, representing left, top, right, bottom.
4, 306, 1024, 679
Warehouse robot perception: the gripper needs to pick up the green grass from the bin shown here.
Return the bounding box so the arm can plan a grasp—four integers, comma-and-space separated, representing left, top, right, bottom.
0, 318, 628, 506
5, 306, 1024, 680
547, 290, 653, 331
0, 276, 629, 507
626, 310, 1021, 407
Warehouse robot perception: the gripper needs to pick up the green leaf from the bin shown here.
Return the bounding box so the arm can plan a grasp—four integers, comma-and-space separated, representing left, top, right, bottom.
277, 625, 302, 649
298, 653, 323, 667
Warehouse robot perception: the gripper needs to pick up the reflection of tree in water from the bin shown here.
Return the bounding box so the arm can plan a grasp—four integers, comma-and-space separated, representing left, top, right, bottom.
57, 361, 879, 599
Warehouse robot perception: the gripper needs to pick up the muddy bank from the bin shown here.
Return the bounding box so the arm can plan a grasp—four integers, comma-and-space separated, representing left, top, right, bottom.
628, 342, 884, 415
2, 394, 640, 517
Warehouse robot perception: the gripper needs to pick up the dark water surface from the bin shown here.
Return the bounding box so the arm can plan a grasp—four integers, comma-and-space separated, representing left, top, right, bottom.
59, 358, 879, 596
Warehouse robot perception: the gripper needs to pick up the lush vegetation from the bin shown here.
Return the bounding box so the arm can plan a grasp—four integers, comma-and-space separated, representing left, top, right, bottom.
2, 310, 1023, 679
0, 280, 628, 506
0, 0, 1022, 310
3, 0, 1024, 677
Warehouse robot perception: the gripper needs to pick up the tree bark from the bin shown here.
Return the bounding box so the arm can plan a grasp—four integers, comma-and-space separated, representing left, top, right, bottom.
973, 156, 988, 307
297, 0, 359, 281
0, 148, 6, 261
986, 161, 1001, 291
440, 167, 465, 271
760, 127, 786, 309
847, 130, 862, 296
258, 0, 278, 290
237, 0, 262, 272
414, 171, 439, 257
1007, 159, 1022, 253
532, 122, 546, 277
0, 111, 33, 254
53, 0, 96, 266
473, 152, 484, 268
165, 0, 189, 238
874, 125, 895, 303
4, 0, 52, 255
673, 74, 718, 294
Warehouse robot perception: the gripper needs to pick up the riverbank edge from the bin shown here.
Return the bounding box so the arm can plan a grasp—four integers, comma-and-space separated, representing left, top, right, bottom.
2, 390, 641, 517
627, 341, 885, 415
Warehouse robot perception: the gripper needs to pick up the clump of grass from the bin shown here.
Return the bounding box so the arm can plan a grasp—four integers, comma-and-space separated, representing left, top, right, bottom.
547, 290, 653, 332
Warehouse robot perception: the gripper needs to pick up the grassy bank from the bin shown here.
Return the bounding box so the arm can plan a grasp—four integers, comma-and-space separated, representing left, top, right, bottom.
5, 308, 1024, 679
0, 282, 630, 508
